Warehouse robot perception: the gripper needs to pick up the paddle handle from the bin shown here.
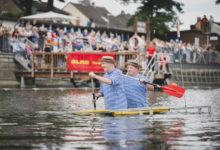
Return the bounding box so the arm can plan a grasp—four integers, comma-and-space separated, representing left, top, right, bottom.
123, 74, 185, 98
142, 80, 161, 88
91, 78, 96, 110
123, 75, 160, 88
93, 93, 96, 110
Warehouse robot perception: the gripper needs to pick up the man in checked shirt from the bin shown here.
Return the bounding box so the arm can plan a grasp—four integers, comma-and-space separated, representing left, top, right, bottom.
89, 56, 127, 110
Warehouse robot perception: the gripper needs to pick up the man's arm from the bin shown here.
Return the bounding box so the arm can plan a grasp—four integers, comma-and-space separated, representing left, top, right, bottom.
139, 78, 154, 91
89, 72, 112, 85
146, 51, 149, 57
146, 84, 154, 91
95, 92, 103, 99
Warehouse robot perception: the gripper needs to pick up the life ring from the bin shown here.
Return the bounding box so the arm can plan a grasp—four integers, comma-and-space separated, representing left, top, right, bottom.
129, 35, 141, 51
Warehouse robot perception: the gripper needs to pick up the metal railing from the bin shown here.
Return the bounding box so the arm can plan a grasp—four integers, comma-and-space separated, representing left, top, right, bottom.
171, 68, 220, 86
0, 34, 11, 53
31, 51, 137, 78
30, 51, 176, 79
142, 53, 173, 74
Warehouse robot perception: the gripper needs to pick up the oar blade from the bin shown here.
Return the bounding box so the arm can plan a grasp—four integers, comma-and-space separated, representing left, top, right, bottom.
161, 85, 185, 98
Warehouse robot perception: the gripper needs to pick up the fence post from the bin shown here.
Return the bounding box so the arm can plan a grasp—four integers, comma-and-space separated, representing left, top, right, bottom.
21, 76, 25, 88
32, 52, 35, 77
51, 53, 54, 78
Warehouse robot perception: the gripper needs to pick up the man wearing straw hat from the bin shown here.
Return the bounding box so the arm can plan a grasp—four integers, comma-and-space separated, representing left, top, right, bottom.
89, 56, 127, 110
124, 60, 154, 108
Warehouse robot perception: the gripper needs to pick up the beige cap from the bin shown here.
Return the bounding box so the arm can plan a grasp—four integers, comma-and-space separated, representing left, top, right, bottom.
126, 60, 142, 69
98, 56, 115, 64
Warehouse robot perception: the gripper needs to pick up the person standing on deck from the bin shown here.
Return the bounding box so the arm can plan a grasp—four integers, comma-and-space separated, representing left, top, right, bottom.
124, 60, 154, 108
89, 56, 127, 110
146, 42, 157, 71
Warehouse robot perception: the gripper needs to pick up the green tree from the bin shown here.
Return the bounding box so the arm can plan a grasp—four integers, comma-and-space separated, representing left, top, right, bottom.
25, 0, 32, 15
119, 0, 184, 40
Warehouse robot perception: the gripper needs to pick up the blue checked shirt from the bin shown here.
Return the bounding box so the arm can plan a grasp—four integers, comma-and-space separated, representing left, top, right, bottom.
99, 69, 127, 110
124, 75, 150, 108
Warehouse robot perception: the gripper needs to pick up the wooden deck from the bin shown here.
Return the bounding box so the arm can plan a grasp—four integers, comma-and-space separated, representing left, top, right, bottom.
15, 71, 104, 80
15, 52, 137, 80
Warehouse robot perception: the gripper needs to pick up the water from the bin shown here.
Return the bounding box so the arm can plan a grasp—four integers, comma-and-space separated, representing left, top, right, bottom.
0, 87, 220, 150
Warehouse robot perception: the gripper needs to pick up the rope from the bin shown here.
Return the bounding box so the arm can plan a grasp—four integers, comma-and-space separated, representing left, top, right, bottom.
178, 43, 187, 112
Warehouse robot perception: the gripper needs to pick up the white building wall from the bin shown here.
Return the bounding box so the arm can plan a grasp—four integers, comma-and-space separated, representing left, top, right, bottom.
1, 20, 17, 29
62, 3, 95, 27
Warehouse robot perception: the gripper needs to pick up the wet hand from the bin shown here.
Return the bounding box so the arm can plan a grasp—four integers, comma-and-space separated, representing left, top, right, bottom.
92, 98, 96, 103
89, 72, 96, 78
139, 78, 147, 84
92, 94, 100, 103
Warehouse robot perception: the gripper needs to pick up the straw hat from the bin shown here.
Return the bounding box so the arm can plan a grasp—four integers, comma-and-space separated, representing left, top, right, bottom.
98, 56, 115, 64
126, 60, 142, 69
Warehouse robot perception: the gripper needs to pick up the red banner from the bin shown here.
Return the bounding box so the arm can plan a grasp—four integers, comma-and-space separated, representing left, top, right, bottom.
67, 53, 115, 72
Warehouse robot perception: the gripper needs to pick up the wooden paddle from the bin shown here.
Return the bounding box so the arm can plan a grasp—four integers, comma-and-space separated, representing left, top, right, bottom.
91, 78, 96, 110
124, 75, 185, 98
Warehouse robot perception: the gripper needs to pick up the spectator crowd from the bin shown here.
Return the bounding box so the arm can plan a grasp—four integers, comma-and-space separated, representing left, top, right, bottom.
0, 21, 218, 65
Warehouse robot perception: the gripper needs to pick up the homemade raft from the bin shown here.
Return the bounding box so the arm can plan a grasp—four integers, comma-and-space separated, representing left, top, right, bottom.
76, 106, 211, 117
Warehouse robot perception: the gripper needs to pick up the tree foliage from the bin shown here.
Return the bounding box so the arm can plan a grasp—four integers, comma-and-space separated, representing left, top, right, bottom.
119, 0, 184, 40
25, 0, 32, 16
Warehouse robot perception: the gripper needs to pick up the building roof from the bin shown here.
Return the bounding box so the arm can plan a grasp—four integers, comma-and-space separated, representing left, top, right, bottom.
214, 21, 220, 26
12, 0, 69, 15
69, 2, 133, 31
115, 12, 133, 31
71, 3, 109, 27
